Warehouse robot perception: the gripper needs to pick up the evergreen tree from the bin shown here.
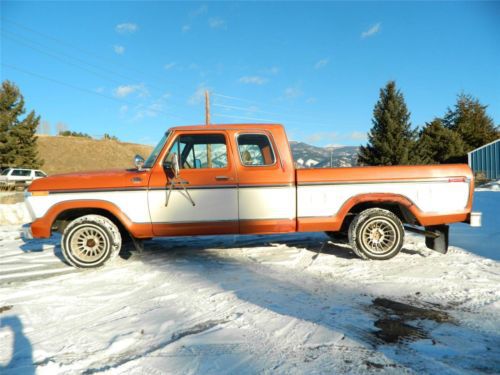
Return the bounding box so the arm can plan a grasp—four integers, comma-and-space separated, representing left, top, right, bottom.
443, 94, 499, 152
416, 119, 466, 164
0, 81, 42, 168
358, 81, 419, 165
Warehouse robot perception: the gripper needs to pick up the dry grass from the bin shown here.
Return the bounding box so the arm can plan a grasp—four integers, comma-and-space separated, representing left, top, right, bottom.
37, 136, 153, 175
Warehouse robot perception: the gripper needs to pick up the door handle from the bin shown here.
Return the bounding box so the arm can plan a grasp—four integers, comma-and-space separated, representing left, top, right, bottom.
215, 176, 231, 181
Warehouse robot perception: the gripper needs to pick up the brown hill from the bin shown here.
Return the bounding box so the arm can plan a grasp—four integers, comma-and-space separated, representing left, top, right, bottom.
37, 135, 154, 175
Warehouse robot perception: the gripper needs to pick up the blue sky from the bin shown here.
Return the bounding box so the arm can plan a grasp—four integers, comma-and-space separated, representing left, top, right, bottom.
2, 1, 499, 147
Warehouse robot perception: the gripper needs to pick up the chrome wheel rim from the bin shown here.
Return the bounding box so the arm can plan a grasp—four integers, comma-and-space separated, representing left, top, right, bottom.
360, 217, 398, 254
70, 226, 108, 263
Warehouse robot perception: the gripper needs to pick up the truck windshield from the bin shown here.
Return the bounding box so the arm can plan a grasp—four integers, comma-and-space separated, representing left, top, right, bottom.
143, 132, 170, 169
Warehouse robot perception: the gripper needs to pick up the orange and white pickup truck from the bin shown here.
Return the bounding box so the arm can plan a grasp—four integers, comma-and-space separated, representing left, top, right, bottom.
24, 124, 481, 268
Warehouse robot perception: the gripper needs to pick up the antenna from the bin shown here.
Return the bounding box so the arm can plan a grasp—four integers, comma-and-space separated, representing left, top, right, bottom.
205, 90, 210, 126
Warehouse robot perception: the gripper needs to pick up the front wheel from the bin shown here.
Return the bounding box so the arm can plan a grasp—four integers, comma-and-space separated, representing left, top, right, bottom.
61, 214, 122, 268
348, 208, 404, 260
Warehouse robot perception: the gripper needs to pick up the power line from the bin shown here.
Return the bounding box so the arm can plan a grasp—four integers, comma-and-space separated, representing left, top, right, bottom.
2, 63, 185, 121
212, 102, 283, 117
213, 91, 336, 127
1, 22, 195, 107
3, 31, 127, 86
213, 113, 280, 123
2, 18, 173, 89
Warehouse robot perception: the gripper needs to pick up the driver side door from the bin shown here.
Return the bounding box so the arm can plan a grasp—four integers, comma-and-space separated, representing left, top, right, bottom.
148, 131, 239, 236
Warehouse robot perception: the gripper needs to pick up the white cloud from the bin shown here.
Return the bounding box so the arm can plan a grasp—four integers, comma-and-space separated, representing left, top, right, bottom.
188, 84, 209, 105
314, 58, 329, 70
119, 105, 128, 114
183, 5, 208, 32
113, 45, 125, 55
164, 62, 176, 70
239, 76, 268, 85
116, 23, 138, 34
306, 131, 339, 144
306, 97, 317, 104
361, 23, 381, 38
190, 5, 208, 18
94, 87, 105, 94
208, 17, 226, 30
349, 131, 367, 141
114, 84, 149, 98
133, 93, 171, 120
284, 86, 302, 99
263, 66, 280, 75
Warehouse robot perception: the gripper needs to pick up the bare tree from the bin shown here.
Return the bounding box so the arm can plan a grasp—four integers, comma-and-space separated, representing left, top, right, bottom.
56, 122, 68, 135
38, 120, 51, 135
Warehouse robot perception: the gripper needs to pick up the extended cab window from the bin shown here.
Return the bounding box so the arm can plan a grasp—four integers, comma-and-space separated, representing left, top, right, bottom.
35, 171, 46, 177
237, 134, 275, 166
167, 134, 228, 169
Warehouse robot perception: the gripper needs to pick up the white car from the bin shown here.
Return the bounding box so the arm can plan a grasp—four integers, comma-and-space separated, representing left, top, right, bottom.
0, 168, 47, 187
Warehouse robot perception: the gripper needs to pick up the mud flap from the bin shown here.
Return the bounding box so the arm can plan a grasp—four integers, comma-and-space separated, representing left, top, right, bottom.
425, 225, 449, 254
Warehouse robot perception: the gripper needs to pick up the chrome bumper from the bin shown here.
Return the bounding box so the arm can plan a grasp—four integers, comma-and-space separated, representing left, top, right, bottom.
470, 212, 482, 227
21, 224, 33, 240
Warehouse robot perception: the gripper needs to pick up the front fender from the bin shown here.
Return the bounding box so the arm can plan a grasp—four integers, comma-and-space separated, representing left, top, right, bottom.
30, 200, 153, 238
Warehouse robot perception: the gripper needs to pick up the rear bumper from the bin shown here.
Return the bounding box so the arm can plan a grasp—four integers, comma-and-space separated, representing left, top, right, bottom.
469, 212, 482, 227
21, 224, 33, 240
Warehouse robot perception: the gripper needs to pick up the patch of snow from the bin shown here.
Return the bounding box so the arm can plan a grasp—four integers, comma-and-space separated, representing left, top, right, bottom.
476, 179, 500, 191
0, 203, 31, 225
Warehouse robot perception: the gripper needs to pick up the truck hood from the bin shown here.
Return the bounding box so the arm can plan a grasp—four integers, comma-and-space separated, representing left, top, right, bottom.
28, 169, 150, 192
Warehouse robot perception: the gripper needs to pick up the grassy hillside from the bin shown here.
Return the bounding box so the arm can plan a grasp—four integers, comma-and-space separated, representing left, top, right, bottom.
37, 135, 153, 175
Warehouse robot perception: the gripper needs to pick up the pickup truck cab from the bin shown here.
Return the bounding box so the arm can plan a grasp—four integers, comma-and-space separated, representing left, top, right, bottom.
24, 124, 481, 268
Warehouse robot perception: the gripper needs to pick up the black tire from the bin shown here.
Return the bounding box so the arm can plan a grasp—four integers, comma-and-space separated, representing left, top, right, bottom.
348, 208, 404, 260
61, 214, 122, 268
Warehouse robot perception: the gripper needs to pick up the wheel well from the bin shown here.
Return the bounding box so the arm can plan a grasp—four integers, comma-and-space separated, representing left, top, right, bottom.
346, 201, 418, 226
53, 208, 129, 238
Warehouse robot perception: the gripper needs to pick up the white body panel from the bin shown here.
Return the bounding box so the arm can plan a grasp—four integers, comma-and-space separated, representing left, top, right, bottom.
297, 180, 470, 218
26, 191, 149, 222
26, 180, 470, 226
238, 186, 296, 220
148, 188, 238, 223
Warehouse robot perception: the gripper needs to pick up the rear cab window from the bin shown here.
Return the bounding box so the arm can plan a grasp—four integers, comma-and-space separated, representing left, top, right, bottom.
237, 133, 276, 166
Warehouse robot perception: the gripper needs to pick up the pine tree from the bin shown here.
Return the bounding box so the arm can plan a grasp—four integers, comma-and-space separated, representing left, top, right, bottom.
443, 94, 499, 152
358, 81, 419, 166
416, 119, 466, 164
0, 81, 42, 168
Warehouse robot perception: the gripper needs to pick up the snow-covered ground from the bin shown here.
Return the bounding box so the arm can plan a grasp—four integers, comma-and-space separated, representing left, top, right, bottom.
1, 192, 499, 374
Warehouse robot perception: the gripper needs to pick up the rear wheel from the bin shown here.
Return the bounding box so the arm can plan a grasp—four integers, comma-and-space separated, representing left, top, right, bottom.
348, 208, 404, 260
61, 214, 122, 268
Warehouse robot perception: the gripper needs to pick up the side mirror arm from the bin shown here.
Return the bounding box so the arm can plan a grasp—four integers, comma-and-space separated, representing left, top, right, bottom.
164, 153, 195, 207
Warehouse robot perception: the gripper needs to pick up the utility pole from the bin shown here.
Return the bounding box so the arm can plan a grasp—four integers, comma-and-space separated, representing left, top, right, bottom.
205, 90, 210, 126
205, 90, 212, 166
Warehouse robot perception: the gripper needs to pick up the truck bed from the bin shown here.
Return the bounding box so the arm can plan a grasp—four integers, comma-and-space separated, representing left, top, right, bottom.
296, 164, 473, 227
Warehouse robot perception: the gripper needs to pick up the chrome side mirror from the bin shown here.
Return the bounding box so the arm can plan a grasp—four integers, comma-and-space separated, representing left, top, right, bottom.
164, 153, 179, 178
134, 154, 145, 170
